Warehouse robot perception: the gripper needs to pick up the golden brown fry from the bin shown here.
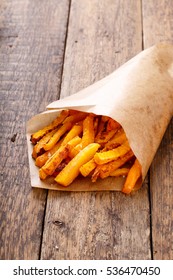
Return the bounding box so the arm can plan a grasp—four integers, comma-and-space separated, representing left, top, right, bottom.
94, 116, 106, 142
32, 128, 58, 159
39, 168, 48, 180
61, 123, 83, 146
55, 143, 100, 186
41, 145, 69, 177
63, 111, 88, 124
36, 124, 82, 167
66, 136, 81, 149
43, 122, 72, 151
104, 128, 127, 149
65, 135, 82, 158
107, 118, 120, 130
69, 115, 95, 157
109, 168, 129, 177
40, 136, 81, 177
122, 159, 142, 194
92, 150, 134, 181
95, 116, 121, 145
43, 112, 87, 152
79, 158, 97, 177
94, 141, 131, 165
93, 116, 100, 137
52, 158, 71, 176
30, 110, 69, 144
36, 154, 48, 168
96, 129, 118, 145
35, 139, 63, 167
101, 116, 110, 122
80, 115, 95, 145
68, 109, 86, 116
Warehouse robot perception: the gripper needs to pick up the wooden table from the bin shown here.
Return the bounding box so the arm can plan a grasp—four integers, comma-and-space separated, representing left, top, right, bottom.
0, 0, 172, 260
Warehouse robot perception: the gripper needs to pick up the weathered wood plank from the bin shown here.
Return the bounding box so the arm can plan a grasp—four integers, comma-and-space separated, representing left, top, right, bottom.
0, 0, 70, 259
142, 0, 173, 259
41, 0, 151, 260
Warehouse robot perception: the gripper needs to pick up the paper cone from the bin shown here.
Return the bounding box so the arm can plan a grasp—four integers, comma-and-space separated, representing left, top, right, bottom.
27, 43, 173, 192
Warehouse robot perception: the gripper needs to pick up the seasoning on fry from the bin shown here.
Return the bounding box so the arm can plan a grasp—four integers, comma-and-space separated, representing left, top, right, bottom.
31, 110, 69, 144
70, 114, 95, 157
94, 141, 131, 165
55, 143, 100, 186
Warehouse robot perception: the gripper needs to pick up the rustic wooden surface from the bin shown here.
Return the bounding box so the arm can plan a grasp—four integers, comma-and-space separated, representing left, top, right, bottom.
0, 0, 70, 259
142, 0, 173, 260
0, 0, 172, 260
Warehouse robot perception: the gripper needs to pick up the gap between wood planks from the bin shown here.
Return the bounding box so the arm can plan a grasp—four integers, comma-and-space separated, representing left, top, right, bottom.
57, 0, 72, 99
140, 0, 154, 260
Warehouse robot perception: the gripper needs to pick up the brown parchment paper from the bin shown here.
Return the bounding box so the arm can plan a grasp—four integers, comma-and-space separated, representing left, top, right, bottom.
27, 43, 173, 192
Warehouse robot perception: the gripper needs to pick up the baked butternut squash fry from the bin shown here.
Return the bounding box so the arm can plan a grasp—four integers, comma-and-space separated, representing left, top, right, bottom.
92, 150, 134, 181
96, 129, 118, 145
81, 115, 95, 145
39, 168, 48, 180
109, 168, 129, 177
43, 122, 72, 151
104, 128, 127, 150
95, 117, 120, 144
43, 112, 87, 151
61, 123, 83, 146
36, 124, 83, 167
69, 115, 95, 157
35, 139, 63, 167
32, 128, 58, 159
41, 136, 81, 177
55, 143, 100, 186
66, 136, 82, 149
80, 158, 97, 177
94, 116, 106, 142
107, 118, 120, 130
31, 110, 69, 144
63, 111, 88, 124
93, 116, 100, 137
66, 136, 82, 157
41, 145, 69, 177
94, 141, 130, 165
122, 159, 142, 194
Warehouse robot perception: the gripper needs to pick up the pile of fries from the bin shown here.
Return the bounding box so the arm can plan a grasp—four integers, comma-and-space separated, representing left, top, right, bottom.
30, 110, 142, 194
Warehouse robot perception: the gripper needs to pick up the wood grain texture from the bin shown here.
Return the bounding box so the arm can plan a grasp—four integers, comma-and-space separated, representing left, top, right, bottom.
41, 0, 151, 260
142, 0, 173, 259
60, 0, 143, 98
0, 0, 70, 259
